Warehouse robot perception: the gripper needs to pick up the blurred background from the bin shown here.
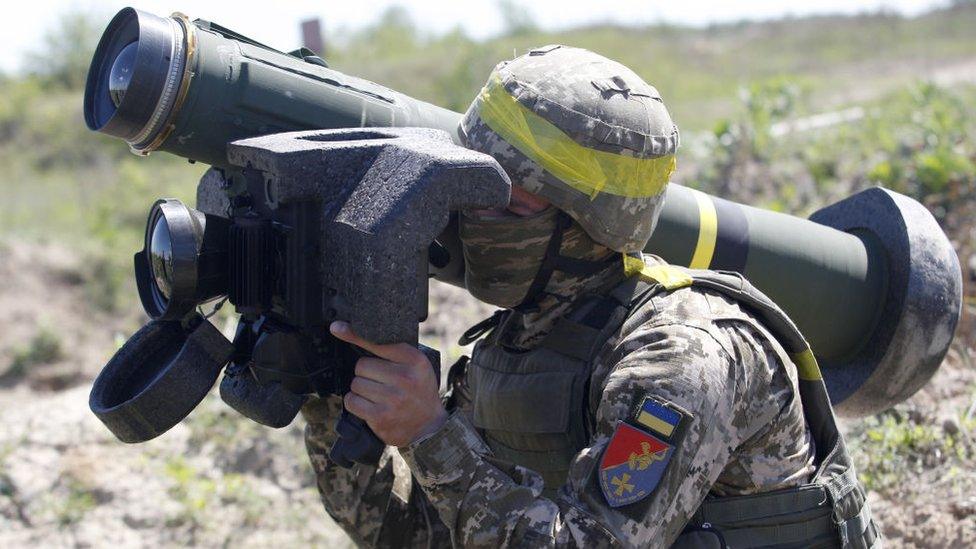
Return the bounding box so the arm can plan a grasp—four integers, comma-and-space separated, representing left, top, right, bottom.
0, 0, 973, 546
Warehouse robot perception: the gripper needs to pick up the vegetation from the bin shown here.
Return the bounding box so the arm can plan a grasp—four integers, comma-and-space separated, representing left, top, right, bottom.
325, 2, 976, 127
5, 328, 64, 381
848, 410, 975, 493
53, 479, 98, 526
689, 79, 976, 213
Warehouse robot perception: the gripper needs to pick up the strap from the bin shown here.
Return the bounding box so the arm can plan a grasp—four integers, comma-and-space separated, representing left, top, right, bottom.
792, 348, 825, 381
824, 467, 859, 505
639, 264, 694, 290
552, 253, 619, 278
458, 310, 507, 346
442, 355, 470, 411
693, 486, 839, 547
513, 211, 574, 313
696, 486, 829, 525
538, 271, 658, 360
718, 519, 836, 548
836, 503, 878, 549
827, 469, 879, 549
683, 271, 812, 356
622, 254, 692, 290
625, 254, 827, 381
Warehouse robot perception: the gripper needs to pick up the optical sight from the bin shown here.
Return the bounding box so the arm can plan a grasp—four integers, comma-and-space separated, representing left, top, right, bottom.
134, 199, 230, 320
84, 8, 460, 165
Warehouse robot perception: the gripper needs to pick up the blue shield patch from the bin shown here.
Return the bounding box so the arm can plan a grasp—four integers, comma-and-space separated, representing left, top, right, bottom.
599, 422, 674, 507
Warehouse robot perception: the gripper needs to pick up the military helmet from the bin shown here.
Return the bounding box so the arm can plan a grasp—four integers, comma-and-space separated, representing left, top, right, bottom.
460, 45, 679, 252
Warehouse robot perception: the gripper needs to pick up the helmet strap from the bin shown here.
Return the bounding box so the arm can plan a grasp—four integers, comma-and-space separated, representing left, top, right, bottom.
513, 211, 617, 313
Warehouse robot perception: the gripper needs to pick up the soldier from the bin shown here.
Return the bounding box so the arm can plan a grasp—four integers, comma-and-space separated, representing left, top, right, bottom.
302, 45, 880, 548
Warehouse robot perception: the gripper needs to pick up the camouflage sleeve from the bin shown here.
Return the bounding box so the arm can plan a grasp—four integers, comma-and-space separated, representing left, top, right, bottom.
399, 322, 770, 548
301, 395, 450, 548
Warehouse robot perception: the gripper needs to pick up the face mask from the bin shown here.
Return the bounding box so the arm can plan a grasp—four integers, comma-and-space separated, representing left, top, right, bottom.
458, 207, 559, 308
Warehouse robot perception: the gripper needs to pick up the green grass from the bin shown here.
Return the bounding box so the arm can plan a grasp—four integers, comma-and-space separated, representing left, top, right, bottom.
5, 328, 63, 380
164, 457, 214, 527
163, 456, 263, 528
2, 4, 973, 253
0, 84, 203, 314
185, 404, 262, 452
54, 480, 98, 526
847, 409, 975, 493
680, 79, 976, 216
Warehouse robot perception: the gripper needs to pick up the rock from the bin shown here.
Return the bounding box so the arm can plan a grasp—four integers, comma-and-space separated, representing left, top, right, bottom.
941, 416, 961, 437
951, 497, 976, 519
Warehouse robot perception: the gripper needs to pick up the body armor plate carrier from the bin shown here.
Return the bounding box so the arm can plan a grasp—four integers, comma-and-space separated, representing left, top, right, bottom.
459, 261, 881, 548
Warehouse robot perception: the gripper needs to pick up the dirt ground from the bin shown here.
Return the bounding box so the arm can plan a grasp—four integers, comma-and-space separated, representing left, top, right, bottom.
852, 348, 976, 547
0, 238, 972, 547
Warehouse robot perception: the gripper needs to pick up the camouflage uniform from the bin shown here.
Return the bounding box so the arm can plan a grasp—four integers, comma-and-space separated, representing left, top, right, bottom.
303, 254, 819, 547
303, 45, 878, 547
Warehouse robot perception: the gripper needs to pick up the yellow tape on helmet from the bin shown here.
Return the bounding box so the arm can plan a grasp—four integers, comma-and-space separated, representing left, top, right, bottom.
476, 76, 676, 199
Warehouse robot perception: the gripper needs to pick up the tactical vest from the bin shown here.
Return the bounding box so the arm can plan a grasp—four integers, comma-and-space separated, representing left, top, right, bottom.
460, 262, 880, 548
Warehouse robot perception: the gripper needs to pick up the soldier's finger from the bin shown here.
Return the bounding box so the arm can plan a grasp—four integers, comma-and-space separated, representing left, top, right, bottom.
344, 392, 378, 421
355, 357, 400, 384
330, 321, 425, 366
350, 375, 392, 402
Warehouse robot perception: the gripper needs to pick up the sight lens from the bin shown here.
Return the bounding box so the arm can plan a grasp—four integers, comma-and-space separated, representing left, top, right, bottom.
109, 42, 138, 107
135, 197, 230, 321
150, 217, 174, 300
84, 8, 188, 148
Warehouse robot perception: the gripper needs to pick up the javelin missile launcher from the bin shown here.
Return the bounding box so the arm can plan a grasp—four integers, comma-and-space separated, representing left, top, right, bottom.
84, 8, 962, 458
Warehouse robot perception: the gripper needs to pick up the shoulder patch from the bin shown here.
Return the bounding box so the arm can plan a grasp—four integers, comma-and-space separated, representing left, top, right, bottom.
596, 396, 692, 510
633, 396, 689, 441
598, 422, 674, 507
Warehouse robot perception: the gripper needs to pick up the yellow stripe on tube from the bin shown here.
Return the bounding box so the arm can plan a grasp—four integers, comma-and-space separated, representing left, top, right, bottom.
689, 189, 717, 269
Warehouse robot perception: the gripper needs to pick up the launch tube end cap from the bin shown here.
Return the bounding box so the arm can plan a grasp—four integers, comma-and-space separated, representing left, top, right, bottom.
811, 187, 962, 417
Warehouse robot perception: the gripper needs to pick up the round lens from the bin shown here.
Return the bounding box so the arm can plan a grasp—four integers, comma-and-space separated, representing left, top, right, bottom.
149, 217, 174, 300
109, 41, 138, 107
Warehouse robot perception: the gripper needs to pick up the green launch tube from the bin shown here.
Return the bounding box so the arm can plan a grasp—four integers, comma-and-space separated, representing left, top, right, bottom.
84, 9, 460, 166
644, 184, 962, 417
648, 186, 887, 362
84, 8, 962, 416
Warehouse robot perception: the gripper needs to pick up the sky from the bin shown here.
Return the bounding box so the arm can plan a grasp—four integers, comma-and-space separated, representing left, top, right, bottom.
2, 0, 947, 73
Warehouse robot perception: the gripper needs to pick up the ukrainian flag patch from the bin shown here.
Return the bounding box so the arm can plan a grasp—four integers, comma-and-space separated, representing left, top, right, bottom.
595, 396, 691, 510
634, 396, 687, 440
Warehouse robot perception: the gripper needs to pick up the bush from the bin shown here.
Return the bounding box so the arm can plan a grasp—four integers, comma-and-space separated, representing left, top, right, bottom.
8, 328, 63, 375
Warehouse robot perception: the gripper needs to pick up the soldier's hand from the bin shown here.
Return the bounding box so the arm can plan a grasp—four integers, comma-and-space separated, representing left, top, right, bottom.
330, 321, 448, 447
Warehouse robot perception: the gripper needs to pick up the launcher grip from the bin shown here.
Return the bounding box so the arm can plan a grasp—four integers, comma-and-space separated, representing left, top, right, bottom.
329, 411, 384, 468
329, 344, 441, 468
